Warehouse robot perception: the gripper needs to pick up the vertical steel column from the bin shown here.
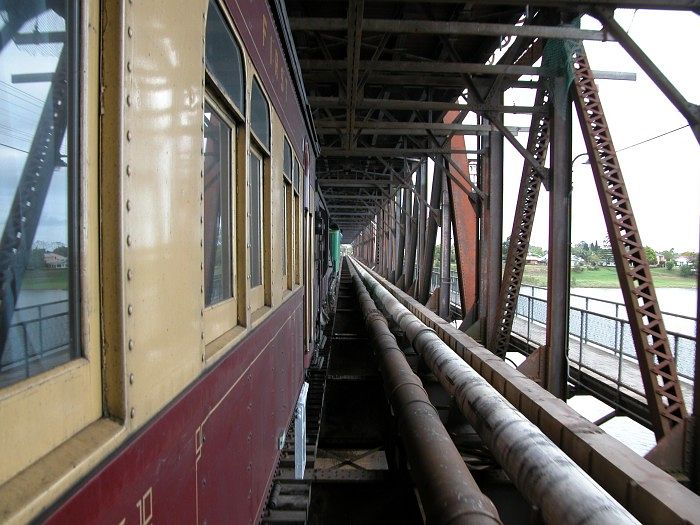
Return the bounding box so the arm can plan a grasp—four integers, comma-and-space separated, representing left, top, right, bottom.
439, 172, 452, 320
572, 44, 686, 439
486, 100, 504, 345
417, 162, 443, 304
692, 261, 700, 493
447, 145, 479, 325
416, 160, 428, 291
387, 194, 395, 282
489, 88, 550, 356
477, 119, 489, 339
403, 180, 418, 291
394, 189, 404, 283
545, 76, 572, 399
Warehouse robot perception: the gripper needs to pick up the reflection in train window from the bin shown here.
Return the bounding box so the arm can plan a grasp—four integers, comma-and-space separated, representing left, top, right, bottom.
283, 139, 292, 279
294, 159, 302, 285
249, 150, 263, 288
203, 101, 233, 306
250, 78, 270, 150
205, 0, 245, 114
0, 2, 79, 388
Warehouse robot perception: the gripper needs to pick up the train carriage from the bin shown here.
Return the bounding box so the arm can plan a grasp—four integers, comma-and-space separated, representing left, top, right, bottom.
0, 0, 329, 522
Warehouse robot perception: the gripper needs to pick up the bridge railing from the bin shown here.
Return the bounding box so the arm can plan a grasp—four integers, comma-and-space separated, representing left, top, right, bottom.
514, 285, 696, 383
429, 270, 695, 398
1, 300, 71, 387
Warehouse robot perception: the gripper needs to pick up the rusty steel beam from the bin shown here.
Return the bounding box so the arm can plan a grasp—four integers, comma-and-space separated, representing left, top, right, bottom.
572, 43, 687, 440
485, 94, 504, 346
489, 88, 550, 357
415, 159, 428, 297
545, 76, 572, 399
438, 171, 451, 320
346, 0, 364, 148
445, 118, 478, 325
291, 17, 613, 41
417, 163, 443, 304
402, 171, 418, 291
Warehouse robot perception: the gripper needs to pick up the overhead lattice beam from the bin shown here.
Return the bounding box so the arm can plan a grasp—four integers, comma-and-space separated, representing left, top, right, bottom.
290, 17, 613, 41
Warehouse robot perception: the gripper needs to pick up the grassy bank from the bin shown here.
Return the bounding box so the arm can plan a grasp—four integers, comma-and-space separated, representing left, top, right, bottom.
521, 265, 697, 288
22, 268, 69, 290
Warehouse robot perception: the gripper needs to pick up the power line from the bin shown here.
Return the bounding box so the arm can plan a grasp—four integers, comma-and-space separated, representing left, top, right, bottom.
617, 124, 689, 153
0, 142, 30, 154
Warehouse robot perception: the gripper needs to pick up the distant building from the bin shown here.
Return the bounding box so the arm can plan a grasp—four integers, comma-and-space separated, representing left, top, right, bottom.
676, 256, 690, 266
44, 252, 68, 269
525, 254, 546, 265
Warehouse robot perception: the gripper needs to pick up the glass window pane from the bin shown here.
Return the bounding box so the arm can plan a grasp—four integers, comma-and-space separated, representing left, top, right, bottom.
205, 0, 244, 113
250, 79, 270, 149
293, 160, 300, 192
282, 184, 287, 276
249, 152, 262, 288
0, 2, 78, 388
283, 139, 292, 181
203, 102, 232, 306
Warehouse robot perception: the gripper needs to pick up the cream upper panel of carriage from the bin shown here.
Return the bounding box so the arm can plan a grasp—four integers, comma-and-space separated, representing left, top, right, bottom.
122, 0, 304, 421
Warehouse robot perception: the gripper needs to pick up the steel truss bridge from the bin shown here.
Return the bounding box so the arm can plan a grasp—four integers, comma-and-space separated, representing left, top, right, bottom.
281, 0, 700, 518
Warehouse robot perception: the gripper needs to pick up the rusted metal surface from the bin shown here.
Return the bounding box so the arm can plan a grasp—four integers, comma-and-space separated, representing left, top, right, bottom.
349, 262, 502, 525
416, 164, 442, 304
485, 103, 504, 345
544, 76, 572, 399
571, 44, 687, 440
352, 259, 640, 525
357, 261, 700, 525
438, 172, 451, 320
488, 87, 550, 357
445, 122, 478, 325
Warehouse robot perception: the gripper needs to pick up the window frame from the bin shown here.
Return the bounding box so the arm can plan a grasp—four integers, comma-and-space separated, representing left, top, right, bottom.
201, 0, 246, 344
294, 158, 302, 286
248, 146, 266, 311
202, 92, 239, 344
0, 1, 103, 485
282, 138, 293, 287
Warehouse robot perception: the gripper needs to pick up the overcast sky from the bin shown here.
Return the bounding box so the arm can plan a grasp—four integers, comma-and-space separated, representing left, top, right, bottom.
497, 10, 700, 253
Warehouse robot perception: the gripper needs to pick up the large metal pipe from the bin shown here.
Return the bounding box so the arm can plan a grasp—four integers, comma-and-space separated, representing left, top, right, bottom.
350, 258, 641, 525
349, 263, 502, 525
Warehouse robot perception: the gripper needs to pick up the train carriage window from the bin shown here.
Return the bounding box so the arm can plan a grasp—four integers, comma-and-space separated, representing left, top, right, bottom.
0, 2, 80, 387
282, 139, 292, 281
203, 102, 232, 306
294, 159, 302, 285
293, 157, 300, 192
250, 78, 270, 151
203, 0, 243, 342
249, 150, 263, 288
205, 0, 244, 114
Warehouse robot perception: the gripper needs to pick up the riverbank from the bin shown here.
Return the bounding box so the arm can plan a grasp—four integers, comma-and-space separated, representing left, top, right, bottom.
522, 265, 697, 288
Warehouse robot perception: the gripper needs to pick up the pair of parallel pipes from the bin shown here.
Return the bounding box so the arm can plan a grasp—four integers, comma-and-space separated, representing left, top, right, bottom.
349, 263, 502, 524
349, 258, 639, 525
